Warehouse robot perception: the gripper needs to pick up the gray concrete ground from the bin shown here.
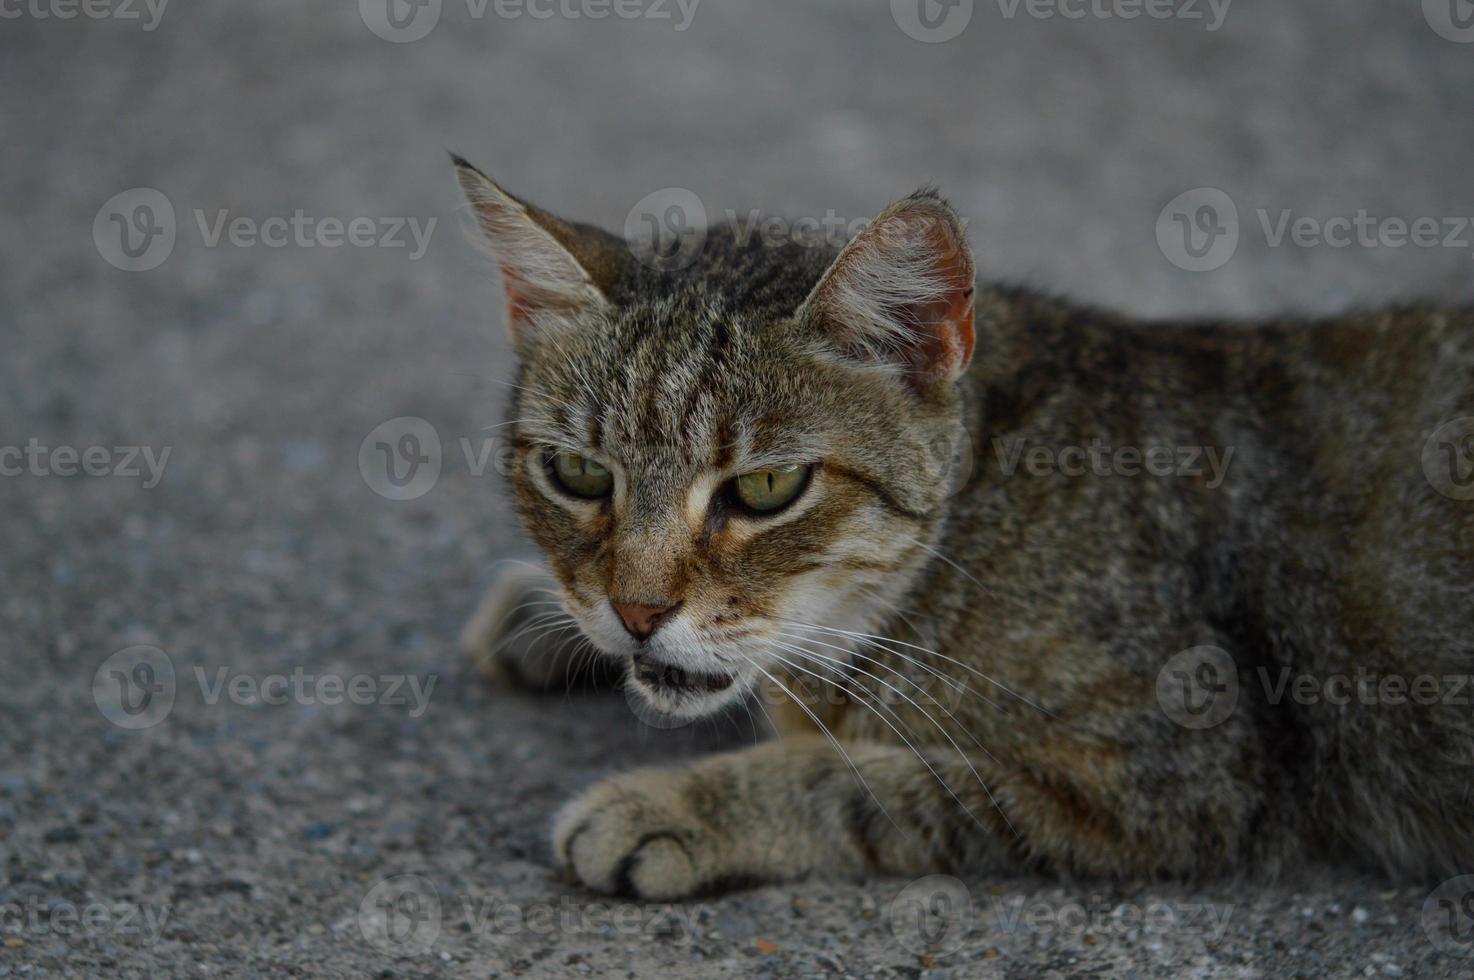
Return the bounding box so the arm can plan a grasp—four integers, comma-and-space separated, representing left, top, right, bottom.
4, 0, 1474, 976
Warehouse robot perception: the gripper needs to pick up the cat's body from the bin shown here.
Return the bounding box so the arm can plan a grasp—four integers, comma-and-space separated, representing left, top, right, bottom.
453, 157, 1474, 898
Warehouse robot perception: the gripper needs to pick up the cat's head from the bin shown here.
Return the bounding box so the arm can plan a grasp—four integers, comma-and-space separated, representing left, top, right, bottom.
455, 156, 976, 721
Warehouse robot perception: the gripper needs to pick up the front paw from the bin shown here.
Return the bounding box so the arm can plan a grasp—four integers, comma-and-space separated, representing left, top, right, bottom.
552, 771, 710, 900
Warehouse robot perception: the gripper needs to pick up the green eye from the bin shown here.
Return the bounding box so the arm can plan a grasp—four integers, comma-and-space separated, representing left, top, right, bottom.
550, 452, 613, 499
733, 465, 809, 513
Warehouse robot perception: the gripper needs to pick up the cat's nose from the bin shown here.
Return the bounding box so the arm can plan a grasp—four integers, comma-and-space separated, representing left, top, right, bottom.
611, 600, 682, 641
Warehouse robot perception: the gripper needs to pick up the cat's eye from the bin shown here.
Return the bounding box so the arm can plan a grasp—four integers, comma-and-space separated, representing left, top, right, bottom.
732, 465, 810, 514
549, 452, 613, 499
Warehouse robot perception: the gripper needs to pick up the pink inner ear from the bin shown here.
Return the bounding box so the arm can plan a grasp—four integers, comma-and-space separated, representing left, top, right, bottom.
910, 224, 977, 383
501, 268, 536, 328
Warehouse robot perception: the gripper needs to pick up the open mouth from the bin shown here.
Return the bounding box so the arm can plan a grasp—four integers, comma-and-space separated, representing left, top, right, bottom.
632, 659, 735, 695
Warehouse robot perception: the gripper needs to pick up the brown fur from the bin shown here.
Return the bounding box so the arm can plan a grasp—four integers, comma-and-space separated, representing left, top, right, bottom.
453, 157, 1474, 898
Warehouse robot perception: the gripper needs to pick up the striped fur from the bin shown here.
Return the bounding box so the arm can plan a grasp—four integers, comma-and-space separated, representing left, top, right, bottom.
455, 159, 1474, 899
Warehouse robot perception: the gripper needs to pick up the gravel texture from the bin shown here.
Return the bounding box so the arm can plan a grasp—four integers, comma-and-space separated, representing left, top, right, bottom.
3, 0, 1474, 976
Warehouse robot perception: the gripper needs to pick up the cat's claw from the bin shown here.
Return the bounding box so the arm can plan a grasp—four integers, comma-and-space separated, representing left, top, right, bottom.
552, 774, 707, 900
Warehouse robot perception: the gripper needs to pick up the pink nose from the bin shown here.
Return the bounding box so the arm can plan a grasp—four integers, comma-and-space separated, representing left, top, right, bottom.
611, 601, 681, 641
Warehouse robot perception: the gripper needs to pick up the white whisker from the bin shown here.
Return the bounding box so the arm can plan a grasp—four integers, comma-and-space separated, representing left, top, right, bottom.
735, 653, 898, 833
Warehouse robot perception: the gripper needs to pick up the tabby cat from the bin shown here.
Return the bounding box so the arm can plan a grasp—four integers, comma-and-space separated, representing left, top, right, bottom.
453, 155, 1474, 900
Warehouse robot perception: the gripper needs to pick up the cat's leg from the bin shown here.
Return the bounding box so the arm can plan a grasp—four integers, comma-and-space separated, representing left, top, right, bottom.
462, 561, 616, 689
553, 725, 1274, 899
552, 736, 1016, 899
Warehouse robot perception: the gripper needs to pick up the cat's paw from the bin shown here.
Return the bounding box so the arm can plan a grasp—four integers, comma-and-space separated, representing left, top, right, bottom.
552, 771, 710, 900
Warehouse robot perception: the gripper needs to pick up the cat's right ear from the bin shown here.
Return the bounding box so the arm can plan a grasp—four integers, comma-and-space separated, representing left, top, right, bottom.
797, 190, 976, 392
453, 154, 626, 349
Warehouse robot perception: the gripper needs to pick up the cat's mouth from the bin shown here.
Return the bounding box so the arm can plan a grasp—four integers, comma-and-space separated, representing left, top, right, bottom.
632, 658, 735, 695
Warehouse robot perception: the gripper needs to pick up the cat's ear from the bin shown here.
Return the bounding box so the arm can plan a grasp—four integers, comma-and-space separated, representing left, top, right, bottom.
453, 154, 626, 347
798, 190, 976, 388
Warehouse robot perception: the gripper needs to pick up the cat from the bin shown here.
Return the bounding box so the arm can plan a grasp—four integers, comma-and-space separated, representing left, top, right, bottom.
452, 154, 1474, 900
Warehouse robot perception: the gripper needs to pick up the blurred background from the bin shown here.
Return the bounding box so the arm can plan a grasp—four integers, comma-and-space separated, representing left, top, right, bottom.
3, 0, 1473, 975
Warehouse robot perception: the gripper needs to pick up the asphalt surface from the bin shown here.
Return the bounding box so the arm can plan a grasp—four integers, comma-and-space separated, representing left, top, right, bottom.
4, 0, 1474, 976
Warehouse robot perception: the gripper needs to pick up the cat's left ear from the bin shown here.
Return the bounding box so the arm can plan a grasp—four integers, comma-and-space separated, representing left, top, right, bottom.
798, 190, 975, 389
453, 154, 627, 349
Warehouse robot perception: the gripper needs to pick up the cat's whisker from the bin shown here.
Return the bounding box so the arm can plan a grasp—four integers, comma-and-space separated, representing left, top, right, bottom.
503, 599, 567, 618
484, 557, 562, 580
854, 586, 929, 641
770, 639, 1013, 837
775, 629, 1003, 762
734, 653, 899, 833
901, 534, 1066, 616
781, 623, 975, 701
785, 619, 1056, 719
499, 611, 579, 650
765, 643, 1000, 837
559, 633, 602, 697
480, 417, 562, 431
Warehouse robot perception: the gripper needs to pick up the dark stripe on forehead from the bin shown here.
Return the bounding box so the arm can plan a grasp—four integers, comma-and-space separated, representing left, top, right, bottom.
712, 416, 736, 471
681, 310, 733, 457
